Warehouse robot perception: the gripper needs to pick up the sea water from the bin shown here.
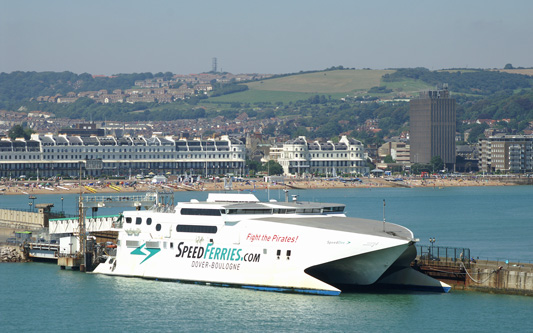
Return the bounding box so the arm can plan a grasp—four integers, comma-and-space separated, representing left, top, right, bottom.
1, 262, 531, 332
1, 186, 532, 332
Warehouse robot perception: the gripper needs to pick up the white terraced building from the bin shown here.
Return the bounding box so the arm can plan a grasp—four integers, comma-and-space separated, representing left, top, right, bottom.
277, 136, 368, 176
0, 134, 246, 178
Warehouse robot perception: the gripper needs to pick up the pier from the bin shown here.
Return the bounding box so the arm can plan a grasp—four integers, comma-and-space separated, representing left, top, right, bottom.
415, 245, 533, 296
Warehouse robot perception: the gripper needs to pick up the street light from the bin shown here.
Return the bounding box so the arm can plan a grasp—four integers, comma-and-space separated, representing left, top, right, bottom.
61, 196, 64, 212
29, 195, 36, 212
429, 237, 436, 258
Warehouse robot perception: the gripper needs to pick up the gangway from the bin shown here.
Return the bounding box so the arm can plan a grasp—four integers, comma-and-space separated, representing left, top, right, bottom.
49, 214, 122, 234
48, 190, 173, 271
48, 190, 174, 235
80, 190, 173, 210
27, 242, 60, 260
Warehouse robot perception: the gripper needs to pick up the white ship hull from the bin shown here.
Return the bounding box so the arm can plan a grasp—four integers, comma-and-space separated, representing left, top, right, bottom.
92, 194, 450, 295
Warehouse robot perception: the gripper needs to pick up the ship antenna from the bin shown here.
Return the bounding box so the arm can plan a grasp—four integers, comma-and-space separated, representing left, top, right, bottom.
382, 199, 386, 232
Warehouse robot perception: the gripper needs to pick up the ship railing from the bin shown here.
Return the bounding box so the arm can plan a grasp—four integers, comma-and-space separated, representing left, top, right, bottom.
111, 215, 124, 229
149, 205, 176, 213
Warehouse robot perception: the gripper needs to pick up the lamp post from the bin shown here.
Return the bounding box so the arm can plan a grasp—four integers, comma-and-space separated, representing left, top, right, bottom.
61, 196, 64, 212
29, 195, 36, 212
429, 237, 436, 259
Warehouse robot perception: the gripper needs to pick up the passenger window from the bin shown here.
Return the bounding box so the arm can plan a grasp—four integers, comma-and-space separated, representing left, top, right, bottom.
147, 218, 152, 225
156, 224, 161, 231
135, 217, 142, 225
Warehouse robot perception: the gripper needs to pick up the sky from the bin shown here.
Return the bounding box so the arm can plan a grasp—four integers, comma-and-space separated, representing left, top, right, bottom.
1, 0, 532, 75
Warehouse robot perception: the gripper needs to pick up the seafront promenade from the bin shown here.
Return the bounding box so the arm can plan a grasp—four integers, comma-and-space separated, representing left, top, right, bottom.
0, 175, 520, 196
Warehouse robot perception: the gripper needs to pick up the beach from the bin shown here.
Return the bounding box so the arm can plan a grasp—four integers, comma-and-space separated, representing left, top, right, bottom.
0, 176, 511, 196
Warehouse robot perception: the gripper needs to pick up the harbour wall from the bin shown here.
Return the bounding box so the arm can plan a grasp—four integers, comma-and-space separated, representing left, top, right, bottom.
463, 262, 533, 296
417, 260, 533, 296
0, 209, 46, 229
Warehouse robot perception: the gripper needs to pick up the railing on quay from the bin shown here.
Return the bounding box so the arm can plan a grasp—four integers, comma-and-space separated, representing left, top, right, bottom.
48, 210, 78, 219
82, 193, 158, 204
416, 244, 472, 268
416, 244, 533, 270
467, 257, 533, 270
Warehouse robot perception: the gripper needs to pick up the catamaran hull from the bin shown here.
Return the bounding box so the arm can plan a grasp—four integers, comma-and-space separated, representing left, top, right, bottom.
93, 233, 412, 295
91, 194, 449, 295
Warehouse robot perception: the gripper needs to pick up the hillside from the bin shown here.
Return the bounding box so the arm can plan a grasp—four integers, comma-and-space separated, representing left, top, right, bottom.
246, 70, 392, 93
209, 69, 433, 104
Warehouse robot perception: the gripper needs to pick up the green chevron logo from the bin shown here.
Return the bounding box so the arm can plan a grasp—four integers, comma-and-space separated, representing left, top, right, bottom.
131, 243, 161, 264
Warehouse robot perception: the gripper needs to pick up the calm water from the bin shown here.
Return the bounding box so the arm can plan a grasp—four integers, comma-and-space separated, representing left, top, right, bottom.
1, 263, 531, 332
1, 186, 532, 332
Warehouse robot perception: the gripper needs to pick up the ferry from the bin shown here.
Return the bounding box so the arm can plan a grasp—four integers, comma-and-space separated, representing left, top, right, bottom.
92, 193, 450, 295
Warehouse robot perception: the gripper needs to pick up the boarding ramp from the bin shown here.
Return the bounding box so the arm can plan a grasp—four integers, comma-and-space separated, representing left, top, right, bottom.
27, 242, 60, 259
49, 215, 122, 234
80, 191, 172, 210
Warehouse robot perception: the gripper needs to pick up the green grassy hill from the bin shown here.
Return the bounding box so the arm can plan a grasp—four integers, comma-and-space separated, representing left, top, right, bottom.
247, 70, 392, 93
208, 69, 434, 104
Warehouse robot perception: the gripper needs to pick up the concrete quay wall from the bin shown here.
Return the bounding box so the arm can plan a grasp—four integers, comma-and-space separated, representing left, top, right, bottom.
417, 259, 533, 296
464, 267, 533, 296
0, 209, 45, 230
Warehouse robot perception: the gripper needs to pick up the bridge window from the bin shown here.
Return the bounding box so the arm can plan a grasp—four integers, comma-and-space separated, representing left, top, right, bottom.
126, 217, 132, 224
176, 225, 217, 234
180, 208, 222, 216
323, 206, 345, 213
226, 209, 272, 215
135, 217, 142, 225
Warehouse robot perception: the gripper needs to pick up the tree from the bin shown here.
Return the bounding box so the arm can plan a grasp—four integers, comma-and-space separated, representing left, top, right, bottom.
467, 123, 489, 143
411, 163, 430, 174
384, 155, 395, 163
430, 156, 444, 172
504, 63, 514, 70
262, 160, 283, 175
246, 159, 261, 173
8, 124, 33, 140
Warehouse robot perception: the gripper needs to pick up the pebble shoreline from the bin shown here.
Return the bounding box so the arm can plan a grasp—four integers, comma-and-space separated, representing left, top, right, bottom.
0, 177, 509, 196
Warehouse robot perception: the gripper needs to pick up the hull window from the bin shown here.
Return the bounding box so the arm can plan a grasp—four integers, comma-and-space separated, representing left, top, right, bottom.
146, 241, 160, 249
126, 240, 140, 248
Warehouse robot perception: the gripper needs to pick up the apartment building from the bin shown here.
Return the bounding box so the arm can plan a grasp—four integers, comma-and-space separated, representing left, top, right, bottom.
276, 136, 367, 176
478, 135, 533, 173
0, 134, 246, 178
